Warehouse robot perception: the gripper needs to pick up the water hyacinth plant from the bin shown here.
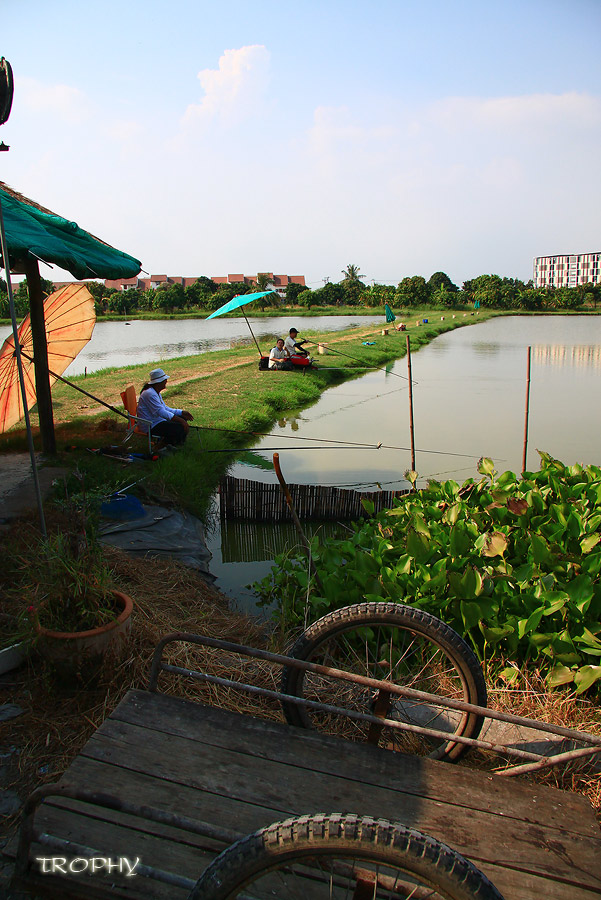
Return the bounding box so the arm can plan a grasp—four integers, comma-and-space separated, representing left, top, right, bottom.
255, 453, 601, 693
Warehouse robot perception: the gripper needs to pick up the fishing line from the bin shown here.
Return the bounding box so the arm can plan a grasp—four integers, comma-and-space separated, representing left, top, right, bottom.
303, 339, 416, 383
192, 424, 380, 449
305, 387, 406, 423
194, 422, 485, 460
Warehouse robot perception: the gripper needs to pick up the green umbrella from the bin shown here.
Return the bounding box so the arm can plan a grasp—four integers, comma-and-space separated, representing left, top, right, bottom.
385, 303, 396, 323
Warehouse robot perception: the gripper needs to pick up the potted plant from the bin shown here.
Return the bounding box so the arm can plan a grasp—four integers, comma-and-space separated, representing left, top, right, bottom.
6, 513, 133, 682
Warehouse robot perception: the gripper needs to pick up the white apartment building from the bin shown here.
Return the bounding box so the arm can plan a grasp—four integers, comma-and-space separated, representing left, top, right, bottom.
533, 252, 600, 288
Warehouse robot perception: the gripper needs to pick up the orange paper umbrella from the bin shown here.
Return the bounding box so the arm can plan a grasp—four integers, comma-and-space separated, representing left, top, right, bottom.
0, 283, 96, 433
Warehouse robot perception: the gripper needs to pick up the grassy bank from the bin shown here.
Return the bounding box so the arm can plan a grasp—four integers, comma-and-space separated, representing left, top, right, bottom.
1, 310, 492, 517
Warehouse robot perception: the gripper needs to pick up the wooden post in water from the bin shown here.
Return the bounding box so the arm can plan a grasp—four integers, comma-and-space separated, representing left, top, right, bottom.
406, 335, 416, 476
522, 345, 532, 474
273, 453, 323, 591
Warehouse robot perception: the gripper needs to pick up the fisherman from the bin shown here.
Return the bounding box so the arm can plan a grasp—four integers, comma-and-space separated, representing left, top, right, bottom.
285, 327, 309, 358
136, 368, 193, 445
268, 338, 292, 370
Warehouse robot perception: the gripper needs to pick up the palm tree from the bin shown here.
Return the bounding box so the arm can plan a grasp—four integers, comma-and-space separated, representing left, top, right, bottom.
341, 264, 364, 284
255, 272, 273, 291
253, 273, 278, 310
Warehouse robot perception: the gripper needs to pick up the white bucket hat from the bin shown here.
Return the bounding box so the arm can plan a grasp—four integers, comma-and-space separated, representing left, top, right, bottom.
148, 368, 169, 385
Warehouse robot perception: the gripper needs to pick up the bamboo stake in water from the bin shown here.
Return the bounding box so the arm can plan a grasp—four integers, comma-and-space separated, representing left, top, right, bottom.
406, 335, 416, 475
273, 453, 323, 591
522, 345, 531, 474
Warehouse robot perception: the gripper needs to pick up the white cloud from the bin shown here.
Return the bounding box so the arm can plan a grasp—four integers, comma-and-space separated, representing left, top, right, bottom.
427, 92, 601, 136
16, 76, 91, 124
183, 45, 270, 127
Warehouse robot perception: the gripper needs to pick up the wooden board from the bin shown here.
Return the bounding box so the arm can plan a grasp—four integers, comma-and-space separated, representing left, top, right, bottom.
12, 688, 601, 899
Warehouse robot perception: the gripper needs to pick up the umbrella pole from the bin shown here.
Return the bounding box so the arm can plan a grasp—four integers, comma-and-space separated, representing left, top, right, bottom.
242, 308, 263, 357
0, 196, 47, 537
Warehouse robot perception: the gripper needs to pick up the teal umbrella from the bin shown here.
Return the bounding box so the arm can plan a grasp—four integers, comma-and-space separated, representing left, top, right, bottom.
207, 290, 276, 355
385, 303, 396, 323
206, 290, 273, 319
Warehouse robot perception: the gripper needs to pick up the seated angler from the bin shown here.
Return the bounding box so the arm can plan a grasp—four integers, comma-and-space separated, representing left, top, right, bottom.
285, 327, 309, 358
269, 338, 291, 370
136, 368, 193, 445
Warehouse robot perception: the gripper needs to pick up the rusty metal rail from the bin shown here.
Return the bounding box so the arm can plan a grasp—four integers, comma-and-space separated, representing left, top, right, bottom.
14, 784, 244, 893
148, 632, 601, 776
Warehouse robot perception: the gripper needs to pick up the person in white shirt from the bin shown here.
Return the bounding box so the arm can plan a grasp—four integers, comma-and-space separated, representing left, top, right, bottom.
284, 327, 309, 358
269, 339, 291, 370
136, 368, 193, 445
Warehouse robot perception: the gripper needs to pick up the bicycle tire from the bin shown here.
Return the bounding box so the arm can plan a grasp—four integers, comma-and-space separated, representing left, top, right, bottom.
281, 602, 487, 762
189, 813, 505, 899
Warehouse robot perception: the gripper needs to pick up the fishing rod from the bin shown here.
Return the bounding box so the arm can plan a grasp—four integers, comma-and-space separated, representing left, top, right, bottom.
205, 444, 382, 453
19, 349, 129, 419
303, 339, 416, 384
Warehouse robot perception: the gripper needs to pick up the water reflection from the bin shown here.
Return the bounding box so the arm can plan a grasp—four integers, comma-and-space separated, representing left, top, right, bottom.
532, 344, 601, 368
213, 315, 601, 614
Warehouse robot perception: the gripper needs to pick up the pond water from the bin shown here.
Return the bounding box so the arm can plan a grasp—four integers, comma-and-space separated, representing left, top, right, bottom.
208, 315, 601, 614
0, 315, 384, 376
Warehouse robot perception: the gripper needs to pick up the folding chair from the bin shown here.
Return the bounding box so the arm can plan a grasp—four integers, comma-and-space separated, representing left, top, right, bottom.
120, 384, 154, 453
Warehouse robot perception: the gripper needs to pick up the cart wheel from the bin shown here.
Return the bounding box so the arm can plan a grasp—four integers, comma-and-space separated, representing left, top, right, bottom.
281, 602, 487, 762
188, 813, 505, 899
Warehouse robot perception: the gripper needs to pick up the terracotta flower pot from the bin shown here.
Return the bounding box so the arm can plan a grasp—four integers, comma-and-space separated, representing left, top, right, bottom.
36, 590, 133, 681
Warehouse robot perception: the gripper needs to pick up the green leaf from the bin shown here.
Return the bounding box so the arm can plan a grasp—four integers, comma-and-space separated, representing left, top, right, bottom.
574, 665, 601, 694
361, 498, 375, 515
581, 533, 601, 554
411, 514, 431, 537
518, 607, 544, 638
530, 533, 551, 564
459, 566, 484, 598
547, 664, 575, 686
540, 591, 569, 616
477, 457, 497, 478
499, 666, 520, 684
566, 574, 594, 612
480, 531, 508, 558
395, 554, 412, 575
406, 529, 431, 562
460, 600, 483, 630
443, 503, 462, 525
479, 623, 514, 645
449, 523, 474, 557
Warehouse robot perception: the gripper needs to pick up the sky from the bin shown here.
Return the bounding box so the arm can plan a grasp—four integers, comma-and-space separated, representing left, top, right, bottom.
2, 0, 600, 288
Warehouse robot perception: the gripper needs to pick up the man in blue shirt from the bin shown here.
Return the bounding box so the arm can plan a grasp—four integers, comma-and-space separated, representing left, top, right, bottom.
136, 368, 193, 445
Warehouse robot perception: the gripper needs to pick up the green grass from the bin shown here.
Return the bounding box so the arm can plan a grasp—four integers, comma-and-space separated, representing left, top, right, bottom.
0, 312, 493, 519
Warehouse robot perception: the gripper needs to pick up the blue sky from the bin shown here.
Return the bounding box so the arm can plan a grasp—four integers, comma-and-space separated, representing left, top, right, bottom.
2, 0, 600, 287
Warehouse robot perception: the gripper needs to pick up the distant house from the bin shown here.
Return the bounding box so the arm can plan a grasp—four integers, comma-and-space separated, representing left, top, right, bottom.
52, 272, 307, 297
211, 273, 306, 299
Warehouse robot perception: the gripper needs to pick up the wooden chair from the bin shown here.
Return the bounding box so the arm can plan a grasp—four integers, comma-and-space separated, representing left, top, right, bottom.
120, 384, 154, 453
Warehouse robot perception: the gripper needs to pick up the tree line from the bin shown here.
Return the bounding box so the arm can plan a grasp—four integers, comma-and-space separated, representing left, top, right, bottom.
1, 267, 600, 319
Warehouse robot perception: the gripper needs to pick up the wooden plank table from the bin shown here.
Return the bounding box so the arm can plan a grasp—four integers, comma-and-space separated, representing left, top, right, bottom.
12, 688, 601, 899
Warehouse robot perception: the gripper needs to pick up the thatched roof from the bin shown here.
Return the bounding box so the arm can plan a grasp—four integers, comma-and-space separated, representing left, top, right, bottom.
0, 180, 142, 280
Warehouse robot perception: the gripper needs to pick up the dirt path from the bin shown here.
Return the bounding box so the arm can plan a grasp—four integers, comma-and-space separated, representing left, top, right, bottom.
50, 323, 390, 423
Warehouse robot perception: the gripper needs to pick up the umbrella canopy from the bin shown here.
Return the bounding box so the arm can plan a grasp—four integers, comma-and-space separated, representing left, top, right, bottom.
0, 283, 95, 432
385, 303, 396, 323
0, 183, 141, 280
206, 291, 274, 319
